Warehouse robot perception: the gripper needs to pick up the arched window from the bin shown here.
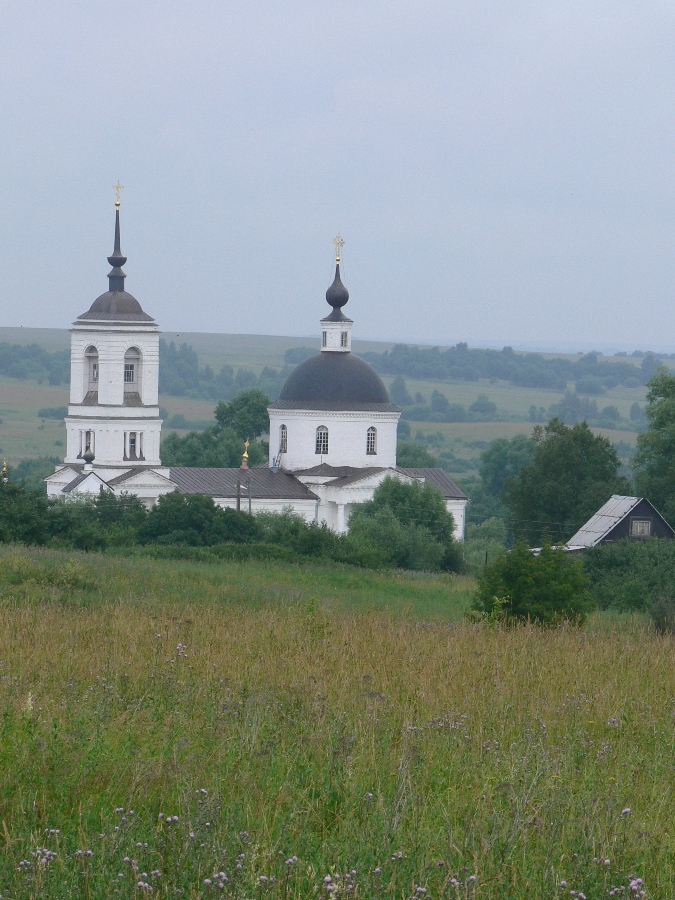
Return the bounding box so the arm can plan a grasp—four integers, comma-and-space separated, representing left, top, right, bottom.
124, 347, 142, 394
315, 425, 329, 455
279, 424, 288, 454
366, 426, 377, 455
85, 346, 99, 392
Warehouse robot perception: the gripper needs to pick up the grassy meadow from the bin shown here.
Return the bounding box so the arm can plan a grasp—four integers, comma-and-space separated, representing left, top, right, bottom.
0, 545, 672, 898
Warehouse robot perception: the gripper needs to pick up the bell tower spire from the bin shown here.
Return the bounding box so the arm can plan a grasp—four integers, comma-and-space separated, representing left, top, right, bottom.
321, 233, 353, 352
107, 182, 127, 293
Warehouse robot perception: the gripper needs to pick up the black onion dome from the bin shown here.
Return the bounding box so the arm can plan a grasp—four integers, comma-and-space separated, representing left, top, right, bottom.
278, 352, 390, 405
325, 264, 349, 309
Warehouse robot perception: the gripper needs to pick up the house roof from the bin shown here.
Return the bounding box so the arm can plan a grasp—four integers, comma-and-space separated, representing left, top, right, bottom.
396, 467, 468, 501
566, 495, 674, 548
324, 467, 388, 487
169, 467, 318, 500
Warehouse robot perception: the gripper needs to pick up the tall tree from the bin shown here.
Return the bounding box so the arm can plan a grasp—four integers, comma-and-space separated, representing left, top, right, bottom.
634, 368, 675, 522
214, 388, 270, 439
502, 419, 630, 545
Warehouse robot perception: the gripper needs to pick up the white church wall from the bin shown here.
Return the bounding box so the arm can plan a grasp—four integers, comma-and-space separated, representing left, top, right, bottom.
64, 416, 162, 466
268, 408, 400, 470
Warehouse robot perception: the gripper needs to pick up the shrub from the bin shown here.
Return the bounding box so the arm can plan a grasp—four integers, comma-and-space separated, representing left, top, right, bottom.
472, 543, 589, 624
583, 539, 675, 612
648, 593, 675, 634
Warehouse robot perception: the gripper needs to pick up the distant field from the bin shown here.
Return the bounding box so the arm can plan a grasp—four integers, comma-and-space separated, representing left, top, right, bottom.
0, 545, 671, 898
0, 327, 647, 465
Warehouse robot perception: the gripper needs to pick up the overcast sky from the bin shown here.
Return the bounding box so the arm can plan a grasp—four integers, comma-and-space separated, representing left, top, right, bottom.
2, 1, 675, 351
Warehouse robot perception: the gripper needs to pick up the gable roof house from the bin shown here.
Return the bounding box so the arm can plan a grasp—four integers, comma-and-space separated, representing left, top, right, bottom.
565, 495, 675, 550
46, 207, 468, 538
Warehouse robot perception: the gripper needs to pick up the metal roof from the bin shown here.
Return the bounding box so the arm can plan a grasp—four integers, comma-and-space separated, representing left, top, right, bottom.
566, 495, 642, 548
169, 467, 318, 500
270, 400, 399, 412
396, 467, 468, 501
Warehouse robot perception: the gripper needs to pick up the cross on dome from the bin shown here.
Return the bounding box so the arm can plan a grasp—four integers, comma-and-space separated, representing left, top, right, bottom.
332, 233, 344, 263
113, 180, 124, 210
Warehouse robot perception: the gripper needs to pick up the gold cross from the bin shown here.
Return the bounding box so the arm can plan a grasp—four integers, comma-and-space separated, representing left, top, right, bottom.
113, 180, 124, 209
332, 233, 345, 263
243, 438, 250, 460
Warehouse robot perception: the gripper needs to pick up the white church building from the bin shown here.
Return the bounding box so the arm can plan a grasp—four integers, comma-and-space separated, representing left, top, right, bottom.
46, 204, 468, 539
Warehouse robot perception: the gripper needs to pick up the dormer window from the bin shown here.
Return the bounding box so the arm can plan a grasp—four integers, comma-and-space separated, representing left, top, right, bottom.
315, 426, 329, 455
341, 331, 348, 348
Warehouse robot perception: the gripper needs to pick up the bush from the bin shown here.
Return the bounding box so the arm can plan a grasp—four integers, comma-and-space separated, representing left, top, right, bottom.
648, 593, 675, 634
139, 493, 260, 546
472, 543, 589, 624
583, 539, 675, 612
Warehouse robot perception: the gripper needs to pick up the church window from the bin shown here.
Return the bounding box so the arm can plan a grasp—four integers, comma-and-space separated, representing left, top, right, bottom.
85, 346, 99, 392
280, 424, 288, 454
366, 426, 377, 455
341, 331, 348, 348
124, 347, 142, 393
322, 331, 327, 347
315, 426, 329, 455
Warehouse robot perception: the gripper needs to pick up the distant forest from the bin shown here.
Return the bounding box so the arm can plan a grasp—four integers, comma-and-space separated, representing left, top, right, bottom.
360, 343, 664, 391
0, 337, 670, 406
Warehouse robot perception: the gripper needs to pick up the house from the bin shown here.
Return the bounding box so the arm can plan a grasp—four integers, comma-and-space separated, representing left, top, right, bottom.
46, 202, 469, 538
565, 495, 675, 550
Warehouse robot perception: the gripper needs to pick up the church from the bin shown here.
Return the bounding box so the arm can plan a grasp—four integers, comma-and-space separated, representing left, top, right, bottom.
46, 202, 468, 539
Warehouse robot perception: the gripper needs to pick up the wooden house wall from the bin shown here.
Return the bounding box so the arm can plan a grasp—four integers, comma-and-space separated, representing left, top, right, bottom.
604, 499, 674, 542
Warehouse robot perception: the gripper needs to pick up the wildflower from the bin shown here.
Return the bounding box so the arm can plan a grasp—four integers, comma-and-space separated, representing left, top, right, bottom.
468, 875, 477, 883
204, 879, 212, 886
604, 859, 611, 866
373, 868, 382, 875
560, 881, 567, 887
622, 808, 632, 816
286, 856, 298, 866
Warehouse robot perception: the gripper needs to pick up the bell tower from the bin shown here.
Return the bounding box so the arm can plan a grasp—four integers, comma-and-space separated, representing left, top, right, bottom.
63, 189, 163, 469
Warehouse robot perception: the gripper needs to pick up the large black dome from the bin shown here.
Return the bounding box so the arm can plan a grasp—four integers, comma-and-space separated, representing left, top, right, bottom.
278, 352, 390, 405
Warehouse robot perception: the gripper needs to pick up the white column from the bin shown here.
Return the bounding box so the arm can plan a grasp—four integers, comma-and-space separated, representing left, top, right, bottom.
336, 503, 346, 533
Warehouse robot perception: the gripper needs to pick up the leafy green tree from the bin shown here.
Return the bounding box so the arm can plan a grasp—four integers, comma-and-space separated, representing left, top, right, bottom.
349, 476, 459, 570
215, 389, 270, 439
255, 509, 339, 558
0, 475, 50, 544
502, 419, 630, 545
389, 375, 412, 405
634, 368, 675, 523
161, 425, 267, 468
139, 492, 260, 546
396, 441, 437, 467
472, 542, 589, 624
10, 456, 60, 493
346, 508, 445, 571
479, 434, 535, 498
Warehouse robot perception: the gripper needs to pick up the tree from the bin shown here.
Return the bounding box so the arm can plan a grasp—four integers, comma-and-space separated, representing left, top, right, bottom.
502, 419, 630, 545
396, 441, 437, 467
161, 425, 267, 468
389, 375, 412, 406
0, 475, 50, 545
479, 434, 536, 498
349, 476, 460, 570
472, 543, 589, 624
139, 492, 260, 546
634, 368, 675, 522
215, 388, 270, 439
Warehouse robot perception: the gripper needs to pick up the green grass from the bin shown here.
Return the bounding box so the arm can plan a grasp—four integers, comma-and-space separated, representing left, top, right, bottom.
0, 545, 673, 898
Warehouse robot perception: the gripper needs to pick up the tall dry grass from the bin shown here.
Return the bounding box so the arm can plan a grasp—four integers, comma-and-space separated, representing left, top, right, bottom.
0, 546, 671, 898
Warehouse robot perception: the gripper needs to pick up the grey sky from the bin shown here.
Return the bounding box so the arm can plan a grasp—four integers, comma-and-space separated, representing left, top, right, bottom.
2, 1, 675, 351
